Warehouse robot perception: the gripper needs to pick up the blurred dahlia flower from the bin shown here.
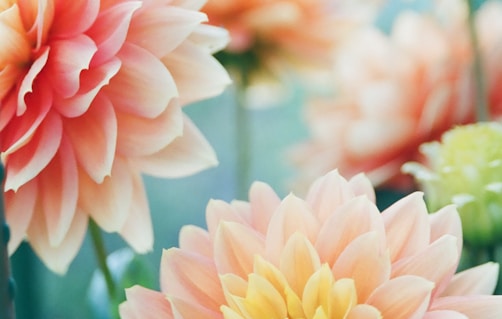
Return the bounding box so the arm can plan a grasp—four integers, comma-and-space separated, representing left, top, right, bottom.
0, 0, 230, 273
120, 170, 502, 319
292, 1, 502, 190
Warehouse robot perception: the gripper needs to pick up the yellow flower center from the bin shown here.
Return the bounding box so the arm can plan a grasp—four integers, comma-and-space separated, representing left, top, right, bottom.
219, 233, 381, 319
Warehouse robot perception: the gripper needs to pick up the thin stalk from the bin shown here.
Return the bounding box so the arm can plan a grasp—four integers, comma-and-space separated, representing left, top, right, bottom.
89, 220, 116, 299
0, 163, 15, 319
466, 0, 489, 121
235, 71, 252, 200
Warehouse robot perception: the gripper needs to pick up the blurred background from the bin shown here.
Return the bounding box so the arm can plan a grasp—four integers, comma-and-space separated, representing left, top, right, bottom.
8, 0, 494, 317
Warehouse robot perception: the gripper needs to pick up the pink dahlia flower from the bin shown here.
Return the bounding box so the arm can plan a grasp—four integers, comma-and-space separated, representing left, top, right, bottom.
1, 0, 230, 273
291, 9, 476, 190
120, 170, 502, 319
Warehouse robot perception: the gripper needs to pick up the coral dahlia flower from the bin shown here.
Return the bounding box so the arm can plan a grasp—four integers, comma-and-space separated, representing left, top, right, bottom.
1, 0, 230, 273
291, 9, 475, 190
120, 170, 502, 319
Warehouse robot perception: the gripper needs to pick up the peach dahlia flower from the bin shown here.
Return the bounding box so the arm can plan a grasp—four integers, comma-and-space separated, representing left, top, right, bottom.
120, 170, 502, 319
291, 9, 475, 190
0, 0, 230, 273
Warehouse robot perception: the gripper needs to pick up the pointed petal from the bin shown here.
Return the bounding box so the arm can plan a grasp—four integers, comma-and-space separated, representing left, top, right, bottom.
178, 225, 212, 258
280, 233, 321, 297
367, 275, 434, 318
169, 296, 221, 319
206, 199, 248, 239
441, 262, 499, 296
265, 194, 320, 263
119, 169, 153, 253
87, 1, 141, 66
332, 232, 390, 302
106, 42, 177, 118
429, 205, 462, 255
213, 221, 264, 277
382, 192, 430, 261
248, 181, 281, 234
346, 304, 382, 319
132, 115, 218, 177
38, 135, 79, 246
128, 4, 206, 58
305, 170, 355, 222
348, 173, 376, 203
162, 41, 231, 105
79, 157, 133, 232
315, 196, 385, 265
27, 207, 88, 274
5, 180, 37, 253
64, 94, 117, 183
431, 295, 502, 318
50, 0, 99, 38
120, 286, 173, 319
160, 248, 224, 311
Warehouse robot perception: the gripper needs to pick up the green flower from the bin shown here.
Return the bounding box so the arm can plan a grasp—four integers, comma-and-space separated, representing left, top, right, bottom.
403, 122, 502, 247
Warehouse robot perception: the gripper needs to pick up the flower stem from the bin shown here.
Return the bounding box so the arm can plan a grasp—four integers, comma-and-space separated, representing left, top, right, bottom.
89, 220, 116, 299
235, 72, 252, 200
0, 163, 15, 319
466, 0, 489, 121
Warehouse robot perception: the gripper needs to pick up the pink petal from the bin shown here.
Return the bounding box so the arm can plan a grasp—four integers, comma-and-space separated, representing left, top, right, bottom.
170, 0, 206, 10
50, 0, 99, 38
105, 42, 177, 118
128, 4, 207, 58
381, 192, 431, 262
178, 225, 212, 258
18, 0, 54, 49
87, 1, 141, 66
53, 57, 121, 118
79, 157, 133, 232
305, 170, 355, 222
315, 196, 385, 265
120, 286, 173, 319
27, 207, 88, 274
213, 221, 265, 278
17, 46, 49, 115
0, 88, 17, 130
160, 248, 224, 311
431, 295, 502, 318
429, 205, 462, 255
265, 194, 320, 263
367, 275, 434, 318
441, 262, 499, 296
248, 181, 281, 234
38, 135, 79, 246
424, 310, 468, 319
131, 115, 218, 177
64, 94, 117, 183
5, 180, 37, 253
161, 41, 231, 105
119, 168, 153, 253
2, 78, 52, 154
187, 24, 230, 54
332, 232, 391, 302
0, 65, 21, 102
346, 305, 382, 319
4, 110, 62, 192
348, 173, 376, 203
168, 296, 221, 319
391, 235, 459, 297
46, 35, 98, 98
116, 100, 182, 157
205, 199, 248, 239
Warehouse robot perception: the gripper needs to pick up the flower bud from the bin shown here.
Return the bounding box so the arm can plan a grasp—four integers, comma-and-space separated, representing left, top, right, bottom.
403, 122, 502, 247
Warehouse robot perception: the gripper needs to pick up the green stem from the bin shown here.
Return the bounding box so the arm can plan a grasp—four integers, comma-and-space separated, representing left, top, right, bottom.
235, 71, 252, 200
466, 0, 489, 121
89, 220, 116, 299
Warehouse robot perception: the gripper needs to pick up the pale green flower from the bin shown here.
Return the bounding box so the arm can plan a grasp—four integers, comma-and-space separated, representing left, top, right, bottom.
403, 122, 502, 247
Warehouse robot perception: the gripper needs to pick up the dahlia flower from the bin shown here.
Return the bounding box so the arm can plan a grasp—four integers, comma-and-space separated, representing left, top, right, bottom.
404, 122, 502, 247
1, 0, 230, 273
291, 8, 474, 190
120, 170, 502, 319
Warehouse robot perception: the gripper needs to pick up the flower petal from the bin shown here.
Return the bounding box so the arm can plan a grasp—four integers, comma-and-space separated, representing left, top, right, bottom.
120, 285, 173, 319
441, 262, 499, 296
178, 225, 212, 258
106, 42, 177, 118
248, 181, 281, 234
161, 248, 224, 311
431, 295, 502, 318
4, 110, 62, 192
132, 115, 218, 177
50, 0, 100, 38
64, 94, 117, 183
